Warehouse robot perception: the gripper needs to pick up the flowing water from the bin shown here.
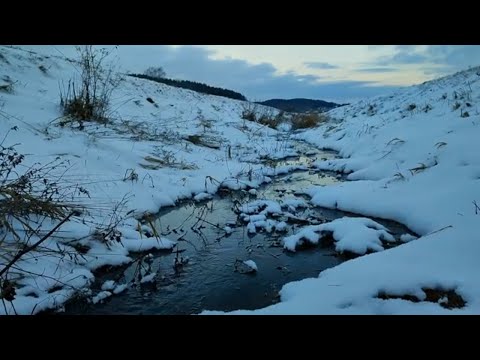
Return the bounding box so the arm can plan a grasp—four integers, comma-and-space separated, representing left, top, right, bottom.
64, 140, 413, 315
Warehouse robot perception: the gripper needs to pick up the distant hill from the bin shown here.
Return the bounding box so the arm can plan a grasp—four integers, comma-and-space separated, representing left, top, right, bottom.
257, 98, 346, 113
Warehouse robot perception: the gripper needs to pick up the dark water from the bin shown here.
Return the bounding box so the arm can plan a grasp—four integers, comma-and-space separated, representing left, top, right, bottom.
63, 142, 413, 315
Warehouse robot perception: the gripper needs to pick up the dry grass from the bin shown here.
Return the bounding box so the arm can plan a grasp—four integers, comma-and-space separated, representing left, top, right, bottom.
38, 65, 48, 74
184, 134, 220, 149
0, 83, 14, 94
377, 288, 466, 309
291, 112, 329, 130
0, 149, 83, 242
0, 51, 9, 64
140, 153, 198, 171
257, 114, 282, 129
0, 140, 90, 307
242, 109, 257, 122
60, 87, 110, 126
240, 103, 290, 130
59, 46, 119, 128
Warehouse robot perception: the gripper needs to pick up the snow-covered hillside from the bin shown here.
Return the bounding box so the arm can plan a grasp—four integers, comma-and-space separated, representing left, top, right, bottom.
203, 66, 480, 314
0, 46, 289, 314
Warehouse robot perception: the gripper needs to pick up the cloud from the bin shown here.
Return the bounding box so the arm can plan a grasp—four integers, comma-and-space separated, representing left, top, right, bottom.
367, 45, 384, 50
426, 45, 480, 69
294, 74, 323, 82
391, 52, 429, 64
109, 46, 396, 102
356, 67, 398, 73
21, 45, 401, 103
238, 76, 399, 103
376, 48, 429, 66
375, 45, 480, 72
304, 61, 339, 69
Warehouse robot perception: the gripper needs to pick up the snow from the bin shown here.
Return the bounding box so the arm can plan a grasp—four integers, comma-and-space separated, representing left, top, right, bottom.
281, 199, 308, 209
239, 200, 282, 215
3, 45, 480, 315
275, 221, 288, 232
140, 273, 156, 284
193, 192, 213, 202
245, 214, 267, 223
202, 65, 480, 315
100, 281, 127, 294
224, 226, 233, 234
277, 122, 292, 132
400, 234, 417, 243
101, 280, 116, 291
239, 199, 304, 234
243, 260, 258, 272
247, 222, 257, 234
120, 237, 176, 252
283, 217, 395, 254
92, 291, 112, 304
112, 284, 128, 294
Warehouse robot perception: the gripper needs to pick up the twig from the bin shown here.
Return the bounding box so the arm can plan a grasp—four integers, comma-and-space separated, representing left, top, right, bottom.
1, 297, 8, 315
473, 200, 480, 215
194, 216, 223, 230
424, 225, 453, 238
9, 300, 17, 315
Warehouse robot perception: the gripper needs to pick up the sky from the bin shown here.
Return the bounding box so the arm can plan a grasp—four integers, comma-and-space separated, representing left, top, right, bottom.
25, 45, 480, 103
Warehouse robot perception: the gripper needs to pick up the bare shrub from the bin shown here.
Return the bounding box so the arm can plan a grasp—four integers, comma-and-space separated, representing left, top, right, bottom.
0, 133, 86, 309
241, 102, 258, 122
144, 66, 166, 80
59, 46, 120, 128
241, 103, 287, 129
257, 109, 284, 129
291, 112, 329, 130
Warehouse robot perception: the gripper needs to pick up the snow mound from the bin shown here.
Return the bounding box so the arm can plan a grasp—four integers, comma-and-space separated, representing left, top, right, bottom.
283, 217, 394, 255
243, 260, 258, 272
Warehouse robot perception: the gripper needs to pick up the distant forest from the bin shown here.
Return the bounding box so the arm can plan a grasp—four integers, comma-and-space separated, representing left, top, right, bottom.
257, 98, 345, 113
128, 74, 247, 101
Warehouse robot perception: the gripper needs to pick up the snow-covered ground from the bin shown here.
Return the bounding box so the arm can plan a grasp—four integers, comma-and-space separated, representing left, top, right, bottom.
2, 45, 480, 315
0, 45, 290, 314
204, 65, 480, 314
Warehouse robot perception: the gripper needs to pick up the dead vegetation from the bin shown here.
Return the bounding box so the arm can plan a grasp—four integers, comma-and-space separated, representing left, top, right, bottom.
241, 102, 287, 129
38, 65, 48, 74
377, 288, 466, 309
408, 159, 438, 175
365, 103, 377, 116
0, 135, 88, 309
115, 120, 180, 144
291, 112, 329, 130
257, 112, 284, 129
241, 105, 328, 131
140, 148, 198, 171
183, 134, 220, 149
0, 83, 14, 94
0, 76, 16, 94
58, 46, 121, 129
241, 102, 258, 122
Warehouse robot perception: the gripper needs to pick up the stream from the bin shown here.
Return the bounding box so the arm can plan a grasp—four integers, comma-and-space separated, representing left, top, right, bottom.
63, 138, 413, 315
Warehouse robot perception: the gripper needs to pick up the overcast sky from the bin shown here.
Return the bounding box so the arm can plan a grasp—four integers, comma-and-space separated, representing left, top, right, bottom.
27, 45, 480, 103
